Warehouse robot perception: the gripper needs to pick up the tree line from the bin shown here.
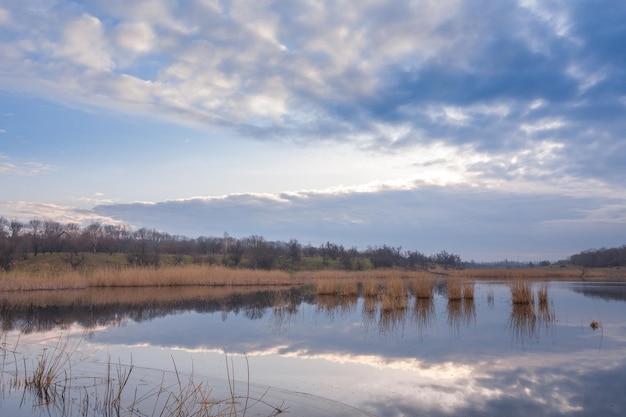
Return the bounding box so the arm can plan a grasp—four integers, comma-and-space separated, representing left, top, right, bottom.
0, 217, 464, 272
569, 246, 626, 268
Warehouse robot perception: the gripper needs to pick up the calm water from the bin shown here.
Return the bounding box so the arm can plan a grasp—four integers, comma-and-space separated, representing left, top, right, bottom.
1, 281, 625, 416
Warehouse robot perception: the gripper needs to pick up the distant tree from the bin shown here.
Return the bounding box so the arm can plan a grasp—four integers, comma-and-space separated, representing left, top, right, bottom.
367, 245, 402, 269
432, 250, 462, 269
229, 240, 244, 267
288, 239, 302, 264
406, 250, 429, 270
244, 235, 277, 270
29, 219, 43, 256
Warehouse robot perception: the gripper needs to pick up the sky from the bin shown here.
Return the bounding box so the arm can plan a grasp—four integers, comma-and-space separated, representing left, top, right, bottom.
1, 0, 625, 262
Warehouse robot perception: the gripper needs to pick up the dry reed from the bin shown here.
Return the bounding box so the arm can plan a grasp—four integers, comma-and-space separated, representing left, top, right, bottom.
510, 281, 534, 304
446, 281, 463, 301
412, 277, 435, 299
462, 282, 475, 300
537, 283, 549, 305
361, 278, 380, 298
0, 265, 297, 292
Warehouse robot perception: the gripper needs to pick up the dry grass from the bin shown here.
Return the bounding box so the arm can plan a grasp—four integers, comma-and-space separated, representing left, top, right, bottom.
4, 265, 623, 293
447, 267, 626, 281
0, 265, 297, 292
537, 283, 549, 305
442, 279, 474, 300
510, 281, 534, 305
446, 281, 463, 301
462, 282, 475, 299
412, 277, 435, 299
361, 278, 380, 298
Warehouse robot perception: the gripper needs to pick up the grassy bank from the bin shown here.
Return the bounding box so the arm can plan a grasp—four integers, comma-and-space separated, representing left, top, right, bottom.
1, 253, 625, 293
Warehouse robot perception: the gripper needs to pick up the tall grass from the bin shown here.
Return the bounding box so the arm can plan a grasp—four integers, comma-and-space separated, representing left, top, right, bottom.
537, 283, 549, 305
446, 280, 474, 301
510, 281, 534, 305
446, 281, 463, 301
0, 265, 296, 291
412, 277, 435, 299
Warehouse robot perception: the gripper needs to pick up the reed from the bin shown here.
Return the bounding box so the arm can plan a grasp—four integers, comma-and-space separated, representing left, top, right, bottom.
361, 278, 380, 298
446, 280, 463, 301
316, 278, 338, 295
537, 283, 549, 305
462, 281, 475, 300
0, 265, 297, 292
412, 277, 435, 299
510, 281, 534, 305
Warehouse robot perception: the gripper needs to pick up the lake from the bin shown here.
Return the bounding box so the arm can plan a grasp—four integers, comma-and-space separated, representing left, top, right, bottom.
1, 280, 625, 416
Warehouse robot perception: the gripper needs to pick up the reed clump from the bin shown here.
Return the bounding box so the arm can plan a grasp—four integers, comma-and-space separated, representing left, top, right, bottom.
446, 280, 463, 301
445, 280, 474, 301
462, 282, 475, 300
510, 281, 534, 305
361, 278, 380, 298
412, 277, 435, 299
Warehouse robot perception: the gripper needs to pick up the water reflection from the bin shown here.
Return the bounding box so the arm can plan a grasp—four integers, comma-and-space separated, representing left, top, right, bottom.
1, 282, 625, 417
507, 284, 556, 345
412, 297, 436, 337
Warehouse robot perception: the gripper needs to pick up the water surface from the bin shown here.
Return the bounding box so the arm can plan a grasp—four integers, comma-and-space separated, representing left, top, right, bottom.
1, 281, 624, 416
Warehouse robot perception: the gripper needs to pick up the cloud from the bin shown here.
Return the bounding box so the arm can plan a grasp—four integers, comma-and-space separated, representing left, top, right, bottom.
0, 153, 55, 176
0, 201, 122, 226
0, 0, 623, 181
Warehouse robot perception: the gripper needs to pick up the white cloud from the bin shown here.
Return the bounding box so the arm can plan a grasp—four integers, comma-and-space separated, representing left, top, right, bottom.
113, 21, 155, 55
0, 154, 55, 176
48, 14, 114, 71
0, 201, 122, 226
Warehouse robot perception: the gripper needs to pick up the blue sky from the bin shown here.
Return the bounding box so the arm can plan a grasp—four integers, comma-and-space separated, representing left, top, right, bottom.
1, 0, 625, 262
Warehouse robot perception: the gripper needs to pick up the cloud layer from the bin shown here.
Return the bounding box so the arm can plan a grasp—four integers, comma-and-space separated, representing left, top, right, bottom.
1, 1, 625, 179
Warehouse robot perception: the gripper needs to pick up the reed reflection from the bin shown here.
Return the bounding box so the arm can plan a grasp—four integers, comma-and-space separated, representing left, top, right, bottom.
267, 290, 302, 333
412, 297, 436, 337
316, 294, 358, 320
446, 281, 476, 333
508, 282, 556, 344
